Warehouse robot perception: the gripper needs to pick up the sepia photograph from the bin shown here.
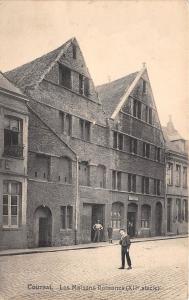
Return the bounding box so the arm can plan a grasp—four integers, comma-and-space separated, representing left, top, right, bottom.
0, 0, 188, 299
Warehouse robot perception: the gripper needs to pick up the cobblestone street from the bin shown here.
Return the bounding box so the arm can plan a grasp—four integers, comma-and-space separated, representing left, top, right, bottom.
0, 238, 188, 300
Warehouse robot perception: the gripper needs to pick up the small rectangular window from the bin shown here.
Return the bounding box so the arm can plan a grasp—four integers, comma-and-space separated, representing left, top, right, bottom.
130, 137, 137, 154
79, 119, 90, 141
143, 80, 147, 94
72, 44, 77, 59
59, 65, 72, 89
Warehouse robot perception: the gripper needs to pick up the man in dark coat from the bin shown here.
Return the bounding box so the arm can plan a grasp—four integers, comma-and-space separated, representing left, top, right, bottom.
119, 228, 132, 270
107, 225, 113, 243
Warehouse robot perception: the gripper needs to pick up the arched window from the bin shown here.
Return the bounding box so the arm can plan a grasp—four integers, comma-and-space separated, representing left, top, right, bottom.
141, 205, 151, 228
79, 161, 90, 186
111, 202, 124, 229
97, 165, 106, 188
58, 157, 72, 183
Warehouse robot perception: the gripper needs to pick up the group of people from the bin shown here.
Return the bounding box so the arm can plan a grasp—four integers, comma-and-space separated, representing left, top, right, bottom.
92, 220, 132, 270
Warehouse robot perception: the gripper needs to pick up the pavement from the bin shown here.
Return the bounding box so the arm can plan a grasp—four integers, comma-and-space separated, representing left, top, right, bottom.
0, 234, 188, 257
0, 237, 188, 300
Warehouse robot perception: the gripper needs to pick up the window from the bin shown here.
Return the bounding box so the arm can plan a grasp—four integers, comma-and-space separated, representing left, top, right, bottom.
154, 147, 161, 162
79, 161, 90, 186
130, 137, 137, 154
183, 199, 188, 222
3, 181, 21, 228
79, 74, 90, 96
144, 106, 148, 123
112, 170, 122, 190
113, 132, 124, 150
79, 119, 90, 141
176, 199, 182, 222
97, 165, 106, 188
132, 99, 141, 119
31, 154, 50, 181
60, 112, 72, 136
72, 44, 77, 59
61, 206, 73, 229
141, 205, 151, 228
59, 65, 72, 89
167, 163, 173, 185
142, 177, 149, 194
111, 202, 123, 229
154, 179, 161, 195
142, 80, 147, 94
143, 142, 150, 158
176, 164, 181, 186
58, 157, 72, 183
128, 174, 136, 192
4, 116, 23, 157
183, 167, 187, 188
149, 108, 152, 125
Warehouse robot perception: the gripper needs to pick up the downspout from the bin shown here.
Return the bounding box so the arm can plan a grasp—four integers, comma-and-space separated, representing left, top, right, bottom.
75, 155, 79, 244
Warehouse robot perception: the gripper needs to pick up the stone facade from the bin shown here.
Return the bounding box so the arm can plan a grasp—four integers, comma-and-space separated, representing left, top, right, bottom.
163, 118, 188, 235
0, 72, 29, 249
1, 37, 187, 249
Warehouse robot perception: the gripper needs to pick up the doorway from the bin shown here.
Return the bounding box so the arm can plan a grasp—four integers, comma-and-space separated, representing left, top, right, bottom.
91, 204, 105, 242
34, 206, 52, 247
127, 203, 138, 237
155, 202, 162, 236
167, 198, 172, 232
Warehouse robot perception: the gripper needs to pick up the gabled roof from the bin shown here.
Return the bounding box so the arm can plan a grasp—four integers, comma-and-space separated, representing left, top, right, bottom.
5, 38, 74, 92
97, 72, 138, 118
0, 71, 24, 95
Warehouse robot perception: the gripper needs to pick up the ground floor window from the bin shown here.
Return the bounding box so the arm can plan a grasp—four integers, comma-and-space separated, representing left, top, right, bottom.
111, 202, 123, 229
183, 199, 188, 222
61, 205, 73, 229
141, 204, 151, 228
176, 199, 182, 222
3, 181, 21, 228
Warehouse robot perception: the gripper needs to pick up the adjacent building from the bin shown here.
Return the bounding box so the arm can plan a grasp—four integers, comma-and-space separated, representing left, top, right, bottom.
0, 72, 29, 249
163, 117, 188, 235
0, 37, 186, 249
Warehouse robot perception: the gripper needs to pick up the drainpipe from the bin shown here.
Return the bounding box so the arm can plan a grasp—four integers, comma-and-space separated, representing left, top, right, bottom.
75, 156, 79, 245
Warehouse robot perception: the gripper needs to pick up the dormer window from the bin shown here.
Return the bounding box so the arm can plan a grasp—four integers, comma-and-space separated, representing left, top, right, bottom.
59, 65, 72, 89
72, 44, 77, 59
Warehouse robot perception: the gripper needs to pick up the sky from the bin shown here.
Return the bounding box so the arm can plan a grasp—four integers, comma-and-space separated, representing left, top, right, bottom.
0, 0, 188, 138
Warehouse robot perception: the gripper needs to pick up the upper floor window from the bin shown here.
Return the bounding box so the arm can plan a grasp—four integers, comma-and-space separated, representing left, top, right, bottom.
167, 163, 173, 185
175, 164, 181, 186
97, 165, 106, 188
61, 205, 73, 229
113, 132, 124, 150
143, 142, 150, 158
72, 44, 77, 59
128, 174, 136, 192
142, 176, 149, 194
79, 161, 90, 186
59, 65, 72, 89
154, 179, 161, 195
79, 74, 90, 97
183, 167, 187, 188
60, 111, 72, 136
112, 170, 122, 190
132, 99, 141, 119
4, 116, 23, 158
142, 80, 147, 94
79, 119, 90, 141
154, 147, 161, 162
3, 181, 21, 228
130, 137, 137, 154
58, 157, 72, 183
144, 106, 153, 125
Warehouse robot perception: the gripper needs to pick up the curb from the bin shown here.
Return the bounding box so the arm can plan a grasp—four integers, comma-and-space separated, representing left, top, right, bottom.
0, 234, 188, 257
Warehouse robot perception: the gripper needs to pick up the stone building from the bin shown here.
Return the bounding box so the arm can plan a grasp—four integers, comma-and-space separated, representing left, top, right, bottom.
0, 72, 29, 249
163, 117, 188, 235
4, 38, 166, 248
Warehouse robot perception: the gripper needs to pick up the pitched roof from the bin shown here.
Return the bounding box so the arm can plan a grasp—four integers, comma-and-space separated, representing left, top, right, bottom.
96, 72, 138, 118
0, 71, 25, 95
5, 38, 73, 92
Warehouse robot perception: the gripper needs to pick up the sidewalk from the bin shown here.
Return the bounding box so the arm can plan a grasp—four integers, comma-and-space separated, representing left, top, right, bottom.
0, 234, 188, 257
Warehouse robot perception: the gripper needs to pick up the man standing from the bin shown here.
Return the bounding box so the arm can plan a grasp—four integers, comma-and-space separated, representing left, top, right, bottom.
107, 224, 113, 243
119, 228, 132, 270
93, 220, 103, 242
